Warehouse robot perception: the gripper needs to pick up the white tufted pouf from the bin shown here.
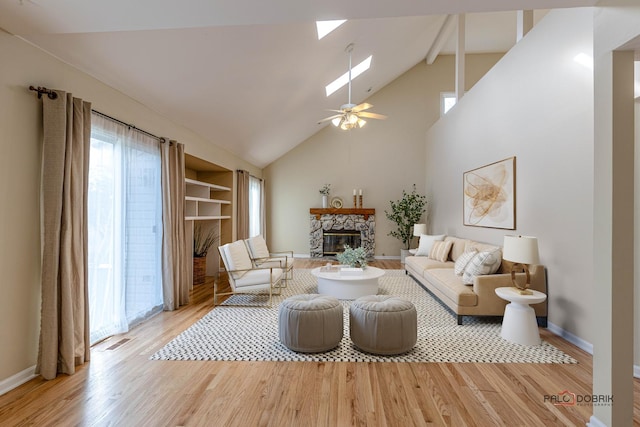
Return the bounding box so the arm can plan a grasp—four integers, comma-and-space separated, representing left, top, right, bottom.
278, 294, 343, 353
349, 295, 417, 355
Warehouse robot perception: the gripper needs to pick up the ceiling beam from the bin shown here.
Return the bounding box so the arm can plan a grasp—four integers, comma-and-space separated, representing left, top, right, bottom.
425, 14, 456, 65
517, 10, 534, 42
455, 14, 466, 101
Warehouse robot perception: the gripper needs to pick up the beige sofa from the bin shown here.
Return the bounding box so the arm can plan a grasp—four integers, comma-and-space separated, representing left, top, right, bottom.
404, 236, 547, 325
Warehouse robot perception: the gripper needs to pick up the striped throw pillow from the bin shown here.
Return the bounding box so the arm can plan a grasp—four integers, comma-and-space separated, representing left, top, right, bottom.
454, 249, 478, 276
428, 240, 453, 262
461, 249, 502, 285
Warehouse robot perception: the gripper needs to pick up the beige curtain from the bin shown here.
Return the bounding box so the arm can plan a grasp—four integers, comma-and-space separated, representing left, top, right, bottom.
161, 140, 188, 310
260, 178, 266, 239
37, 91, 91, 380
237, 170, 250, 240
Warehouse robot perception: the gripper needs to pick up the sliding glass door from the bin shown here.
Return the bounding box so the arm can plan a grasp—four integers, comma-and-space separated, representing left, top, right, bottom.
87, 114, 163, 344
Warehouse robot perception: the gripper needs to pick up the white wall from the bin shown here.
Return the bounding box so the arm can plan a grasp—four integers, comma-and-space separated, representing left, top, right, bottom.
425, 9, 594, 341
0, 30, 259, 386
264, 54, 502, 257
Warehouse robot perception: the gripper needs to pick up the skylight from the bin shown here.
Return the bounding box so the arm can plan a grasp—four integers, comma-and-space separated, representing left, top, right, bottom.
316, 20, 346, 40
325, 55, 373, 97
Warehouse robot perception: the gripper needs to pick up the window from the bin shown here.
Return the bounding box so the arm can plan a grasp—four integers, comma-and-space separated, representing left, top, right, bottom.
248, 175, 263, 237
441, 92, 457, 116
88, 113, 163, 344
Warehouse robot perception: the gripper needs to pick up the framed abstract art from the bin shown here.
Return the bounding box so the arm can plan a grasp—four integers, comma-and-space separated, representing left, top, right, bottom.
463, 157, 516, 229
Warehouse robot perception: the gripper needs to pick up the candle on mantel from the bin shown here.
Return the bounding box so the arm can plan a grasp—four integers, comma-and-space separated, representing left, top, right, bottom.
353, 189, 356, 195
359, 189, 362, 196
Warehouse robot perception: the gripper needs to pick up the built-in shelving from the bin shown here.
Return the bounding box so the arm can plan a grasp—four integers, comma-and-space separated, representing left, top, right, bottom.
184, 155, 234, 285
185, 178, 231, 220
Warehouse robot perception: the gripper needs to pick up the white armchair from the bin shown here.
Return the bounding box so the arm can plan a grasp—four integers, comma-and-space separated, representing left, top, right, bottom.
216, 240, 283, 307
244, 235, 294, 285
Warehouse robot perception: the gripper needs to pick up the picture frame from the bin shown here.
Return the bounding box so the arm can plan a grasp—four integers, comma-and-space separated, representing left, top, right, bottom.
463, 156, 516, 229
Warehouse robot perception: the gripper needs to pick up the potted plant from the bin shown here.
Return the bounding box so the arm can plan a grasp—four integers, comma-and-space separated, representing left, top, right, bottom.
193, 224, 219, 285
319, 184, 331, 208
385, 184, 427, 263
336, 245, 368, 269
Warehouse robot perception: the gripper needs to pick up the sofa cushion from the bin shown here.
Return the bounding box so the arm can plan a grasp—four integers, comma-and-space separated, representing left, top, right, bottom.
454, 249, 478, 276
414, 234, 445, 256
234, 267, 283, 288
444, 237, 471, 261
405, 256, 453, 277
466, 240, 501, 254
462, 250, 502, 284
429, 240, 453, 262
425, 269, 478, 307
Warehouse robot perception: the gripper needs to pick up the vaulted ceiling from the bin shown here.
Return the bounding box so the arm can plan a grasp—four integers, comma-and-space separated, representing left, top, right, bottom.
1, 0, 596, 167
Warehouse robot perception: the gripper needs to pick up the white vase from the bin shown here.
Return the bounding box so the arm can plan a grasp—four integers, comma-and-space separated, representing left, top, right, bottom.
400, 249, 411, 264
322, 195, 328, 208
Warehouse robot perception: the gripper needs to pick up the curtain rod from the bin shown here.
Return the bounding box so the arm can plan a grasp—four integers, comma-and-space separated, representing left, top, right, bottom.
29, 86, 58, 100
30, 85, 165, 143
91, 110, 164, 142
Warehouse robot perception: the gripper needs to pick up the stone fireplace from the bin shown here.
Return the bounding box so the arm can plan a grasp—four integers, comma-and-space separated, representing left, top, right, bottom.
309, 208, 375, 258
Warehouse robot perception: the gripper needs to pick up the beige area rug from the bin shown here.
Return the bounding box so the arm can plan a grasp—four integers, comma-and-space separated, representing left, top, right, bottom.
150, 269, 577, 364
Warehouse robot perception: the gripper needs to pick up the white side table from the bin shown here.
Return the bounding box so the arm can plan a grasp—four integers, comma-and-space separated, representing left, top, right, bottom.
495, 287, 547, 346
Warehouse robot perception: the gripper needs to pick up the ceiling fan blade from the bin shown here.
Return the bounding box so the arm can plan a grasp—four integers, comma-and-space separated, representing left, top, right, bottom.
358, 112, 387, 120
352, 103, 373, 112
318, 114, 344, 124
326, 109, 347, 113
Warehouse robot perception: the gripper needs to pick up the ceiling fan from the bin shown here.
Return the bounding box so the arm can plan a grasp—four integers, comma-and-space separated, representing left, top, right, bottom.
318, 43, 387, 130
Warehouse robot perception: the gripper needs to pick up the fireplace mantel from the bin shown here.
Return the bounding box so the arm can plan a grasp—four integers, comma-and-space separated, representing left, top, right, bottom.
309, 208, 375, 220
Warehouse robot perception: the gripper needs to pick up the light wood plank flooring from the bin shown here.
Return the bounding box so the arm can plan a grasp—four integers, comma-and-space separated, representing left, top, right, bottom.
0, 259, 637, 426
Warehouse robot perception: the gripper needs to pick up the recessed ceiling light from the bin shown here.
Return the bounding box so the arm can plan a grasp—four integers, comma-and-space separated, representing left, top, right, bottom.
325, 55, 372, 97
316, 20, 346, 40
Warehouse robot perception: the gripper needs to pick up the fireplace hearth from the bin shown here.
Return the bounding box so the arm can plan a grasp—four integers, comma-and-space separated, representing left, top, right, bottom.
309, 209, 375, 258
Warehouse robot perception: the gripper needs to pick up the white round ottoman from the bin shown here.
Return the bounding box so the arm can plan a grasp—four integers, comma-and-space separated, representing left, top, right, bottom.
349, 295, 417, 355
279, 294, 343, 353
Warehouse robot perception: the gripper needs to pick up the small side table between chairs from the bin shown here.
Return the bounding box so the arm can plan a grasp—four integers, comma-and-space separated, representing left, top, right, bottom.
495, 287, 547, 346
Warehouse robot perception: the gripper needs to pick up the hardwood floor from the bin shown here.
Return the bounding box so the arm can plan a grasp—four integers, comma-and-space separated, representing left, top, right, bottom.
0, 259, 637, 426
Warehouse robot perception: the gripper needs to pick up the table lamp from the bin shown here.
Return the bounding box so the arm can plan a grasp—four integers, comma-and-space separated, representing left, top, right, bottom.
502, 235, 539, 295
413, 224, 427, 238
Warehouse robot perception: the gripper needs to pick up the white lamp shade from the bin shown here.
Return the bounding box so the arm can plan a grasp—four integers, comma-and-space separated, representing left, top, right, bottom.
413, 224, 427, 236
503, 235, 540, 265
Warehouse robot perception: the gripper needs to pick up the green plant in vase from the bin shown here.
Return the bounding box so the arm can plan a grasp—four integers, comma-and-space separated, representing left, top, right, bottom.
385, 184, 427, 250
336, 245, 368, 269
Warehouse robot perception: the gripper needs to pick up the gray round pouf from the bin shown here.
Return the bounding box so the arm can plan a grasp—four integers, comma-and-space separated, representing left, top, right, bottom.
279, 294, 343, 353
349, 295, 417, 355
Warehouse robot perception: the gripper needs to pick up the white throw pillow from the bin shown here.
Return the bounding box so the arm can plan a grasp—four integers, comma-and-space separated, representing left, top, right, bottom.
414, 234, 446, 256
454, 249, 478, 276
462, 249, 502, 285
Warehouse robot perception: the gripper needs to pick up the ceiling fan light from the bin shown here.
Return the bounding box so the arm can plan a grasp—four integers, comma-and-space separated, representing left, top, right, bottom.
357, 118, 366, 128
331, 117, 342, 127
347, 113, 358, 124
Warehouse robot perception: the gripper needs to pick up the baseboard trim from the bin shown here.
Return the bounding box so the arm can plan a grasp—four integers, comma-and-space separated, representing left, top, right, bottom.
546, 321, 593, 355
0, 365, 37, 396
